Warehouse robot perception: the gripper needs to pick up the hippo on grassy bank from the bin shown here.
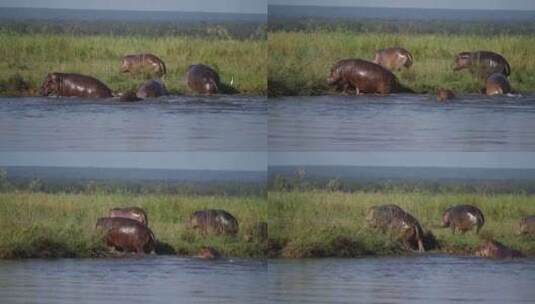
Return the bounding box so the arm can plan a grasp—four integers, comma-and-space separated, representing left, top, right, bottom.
453, 51, 511, 79
366, 204, 425, 252
120, 53, 166, 77
475, 239, 523, 259
96, 217, 155, 254
188, 209, 239, 236
373, 47, 413, 71
482, 73, 512, 96
442, 205, 485, 234
186, 64, 220, 95
109, 207, 149, 226
517, 215, 535, 236
40, 73, 112, 98
327, 59, 413, 95
436, 88, 455, 102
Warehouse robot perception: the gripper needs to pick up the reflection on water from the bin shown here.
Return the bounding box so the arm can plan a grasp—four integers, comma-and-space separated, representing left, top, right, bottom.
269, 95, 535, 151
0, 96, 266, 151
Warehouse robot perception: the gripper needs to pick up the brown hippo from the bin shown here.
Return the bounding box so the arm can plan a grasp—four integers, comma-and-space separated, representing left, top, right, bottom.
136, 79, 168, 99
453, 51, 511, 79
327, 59, 412, 95
442, 205, 485, 234
517, 215, 535, 236
95, 217, 155, 254
185, 64, 220, 95
40, 73, 112, 98
373, 47, 413, 71
188, 209, 239, 236
120, 54, 166, 77
436, 88, 455, 102
244, 221, 268, 242
109, 207, 149, 226
475, 240, 523, 259
482, 73, 512, 96
195, 246, 221, 260
366, 204, 425, 252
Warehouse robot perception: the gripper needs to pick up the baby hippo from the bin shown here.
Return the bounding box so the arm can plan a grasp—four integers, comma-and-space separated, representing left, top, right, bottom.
482, 73, 511, 96
475, 240, 523, 259
436, 88, 455, 102
186, 64, 220, 95
96, 217, 155, 254
109, 207, 149, 226
373, 47, 413, 71
120, 53, 166, 77
517, 215, 535, 236
453, 51, 511, 79
188, 209, 239, 236
136, 79, 168, 99
442, 205, 485, 234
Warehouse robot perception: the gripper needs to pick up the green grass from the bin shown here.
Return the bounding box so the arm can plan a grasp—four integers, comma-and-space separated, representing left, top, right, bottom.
0, 33, 266, 96
268, 31, 535, 96
269, 191, 535, 258
0, 191, 267, 258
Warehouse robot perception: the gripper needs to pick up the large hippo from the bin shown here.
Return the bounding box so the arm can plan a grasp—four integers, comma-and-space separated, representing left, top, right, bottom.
366, 204, 425, 252
40, 73, 112, 98
188, 209, 239, 235
96, 217, 155, 254
442, 204, 485, 234
453, 51, 511, 79
109, 207, 149, 226
185, 64, 220, 95
327, 59, 412, 95
373, 47, 413, 71
475, 240, 523, 259
136, 79, 168, 98
517, 215, 535, 236
120, 53, 166, 77
482, 73, 512, 96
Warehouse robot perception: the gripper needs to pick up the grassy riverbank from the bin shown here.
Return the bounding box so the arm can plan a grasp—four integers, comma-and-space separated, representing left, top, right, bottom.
0, 191, 267, 259
0, 33, 266, 96
269, 191, 535, 258
268, 31, 535, 96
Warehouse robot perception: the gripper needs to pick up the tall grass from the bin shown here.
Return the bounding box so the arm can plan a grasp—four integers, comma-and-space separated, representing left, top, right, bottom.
268, 31, 535, 96
0, 33, 266, 96
269, 191, 535, 258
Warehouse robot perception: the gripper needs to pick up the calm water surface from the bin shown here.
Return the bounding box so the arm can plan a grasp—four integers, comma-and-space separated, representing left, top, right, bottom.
0, 96, 266, 151
269, 95, 535, 151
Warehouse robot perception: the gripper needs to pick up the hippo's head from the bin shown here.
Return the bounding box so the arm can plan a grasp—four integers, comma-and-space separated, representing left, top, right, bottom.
204, 78, 218, 95
327, 66, 341, 86
453, 52, 472, 71
40, 73, 61, 96
95, 217, 113, 230
119, 58, 130, 73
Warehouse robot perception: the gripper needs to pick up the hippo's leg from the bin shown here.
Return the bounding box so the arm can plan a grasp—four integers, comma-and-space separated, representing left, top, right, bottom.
451, 225, 456, 234
417, 240, 425, 253
355, 87, 360, 95
476, 224, 482, 234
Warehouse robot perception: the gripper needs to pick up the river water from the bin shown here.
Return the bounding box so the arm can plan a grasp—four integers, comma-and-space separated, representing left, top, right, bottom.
0, 256, 533, 303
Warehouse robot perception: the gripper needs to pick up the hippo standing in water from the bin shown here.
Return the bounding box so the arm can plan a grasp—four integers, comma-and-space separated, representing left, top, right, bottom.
367, 204, 425, 252
517, 215, 535, 236
453, 51, 511, 79
136, 79, 168, 98
188, 209, 239, 235
482, 73, 512, 96
186, 64, 220, 95
436, 88, 455, 102
40, 73, 112, 98
109, 207, 149, 226
327, 59, 413, 95
96, 217, 156, 254
475, 240, 523, 259
195, 246, 221, 260
373, 47, 413, 71
442, 205, 485, 234
120, 54, 166, 77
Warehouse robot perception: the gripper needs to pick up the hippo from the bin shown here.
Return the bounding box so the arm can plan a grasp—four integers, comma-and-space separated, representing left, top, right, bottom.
195, 246, 221, 260
517, 215, 535, 236
373, 47, 413, 71
327, 59, 413, 95
244, 221, 268, 242
95, 217, 155, 254
188, 209, 239, 236
482, 73, 512, 96
366, 204, 425, 252
136, 79, 168, 99
120, 53, 166, 77
40, 73, 112, 98
185, 64, 220, 95
109, 207, 149, 226
453, 51, 511, 79
475, 240, 523, 259
436, 88, 455, 102
442, 205, 485, 234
